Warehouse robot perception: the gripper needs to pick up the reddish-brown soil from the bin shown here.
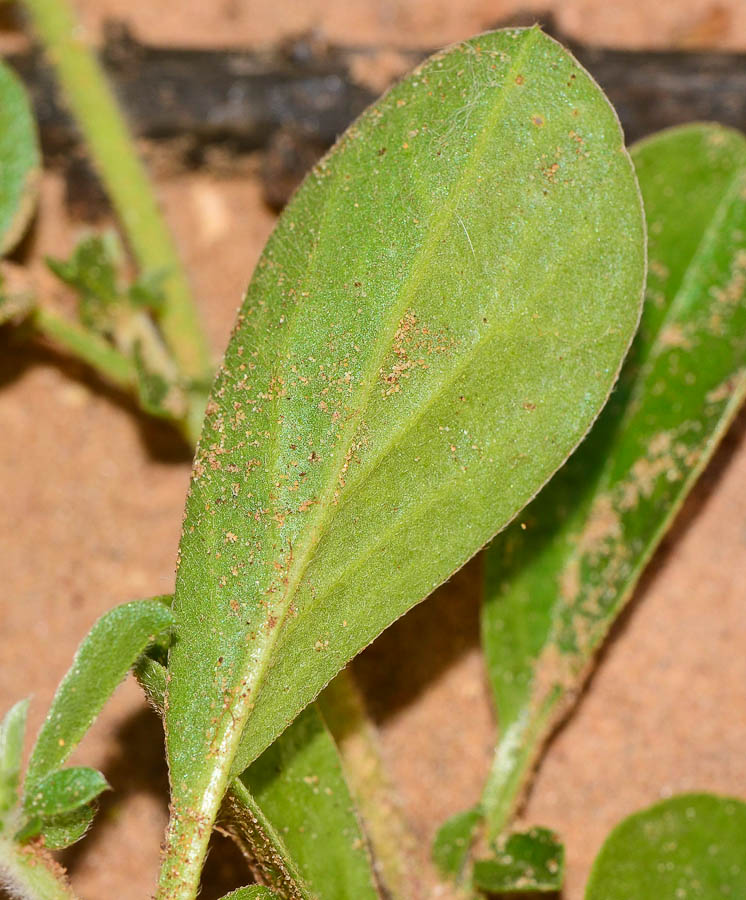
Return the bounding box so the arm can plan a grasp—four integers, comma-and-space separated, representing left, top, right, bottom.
1, 2, 745, 899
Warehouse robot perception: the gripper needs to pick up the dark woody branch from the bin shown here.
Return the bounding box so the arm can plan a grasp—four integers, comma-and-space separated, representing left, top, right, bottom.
7, 10, 746, 210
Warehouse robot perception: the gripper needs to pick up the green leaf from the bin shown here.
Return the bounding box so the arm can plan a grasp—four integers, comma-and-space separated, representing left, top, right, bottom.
234, 704, 378, 900
473, 826, 564, 893
23, 767, 108, 820
46, 232, 122, 331
39, 803, 95, 850
477, 122, 746, 842
26, 598, 174, 790
164, 26, 645, 879
316, 672, 418, 900
586, 793, 746, 899
432, 806, 482, 878
0, 699, 29, 817
135, 655, 169, 711
221, 780, 309, 900
0, 60, 40, 255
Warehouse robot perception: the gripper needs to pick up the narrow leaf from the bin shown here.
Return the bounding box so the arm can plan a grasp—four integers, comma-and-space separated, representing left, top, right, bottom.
586, 793, 746, 899
317, 673, 418, 900
164, 26, 645, 883
223, 780, 310, 900
477, 123, 746, 841
0, 699, 29, 816
237, 705, 378, 899
473, 827, 564, 894
0, 60, 39, 255
23, 767, 109, 820
26, 598, 174, 789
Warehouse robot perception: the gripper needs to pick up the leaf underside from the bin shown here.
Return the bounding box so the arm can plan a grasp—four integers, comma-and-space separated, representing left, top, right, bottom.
475, 122, 746, 841
165, 24, 645, 845
586, 793, 746, 899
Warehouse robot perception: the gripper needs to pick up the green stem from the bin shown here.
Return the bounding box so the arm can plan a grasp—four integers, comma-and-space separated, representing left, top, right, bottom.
481, 687, 565, 843
0, 834, 81, 900
31, 305, 198, 445
32, 306, 135, 390
156, 800, 222, 900
20, 0, 212, 438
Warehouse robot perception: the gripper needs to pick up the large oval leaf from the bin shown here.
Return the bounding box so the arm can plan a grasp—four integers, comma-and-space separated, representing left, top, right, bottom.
586, 794, 746, 899
163, 25, 645, 889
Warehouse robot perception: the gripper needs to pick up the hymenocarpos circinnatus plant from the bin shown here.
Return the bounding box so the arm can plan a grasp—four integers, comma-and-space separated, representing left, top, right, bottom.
1, 3, 746, 899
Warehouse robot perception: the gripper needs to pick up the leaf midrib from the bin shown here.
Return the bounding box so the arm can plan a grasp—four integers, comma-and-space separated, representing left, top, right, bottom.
331, 221, 623, 524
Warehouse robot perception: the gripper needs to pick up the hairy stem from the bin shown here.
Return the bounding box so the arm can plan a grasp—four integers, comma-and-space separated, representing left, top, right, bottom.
481, 688, 564, 843
0, 835, 81, 900
31, 306, 135, 390
20, 0, 212, 440
30, 305, 197, 444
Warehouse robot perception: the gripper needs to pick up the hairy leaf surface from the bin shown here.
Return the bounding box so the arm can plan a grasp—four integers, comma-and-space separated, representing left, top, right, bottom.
38, 805, 95, 850
476, 123, 746, 841
586, 794, 746, 899
219, 888, 279, 899
0, 60, 39, 255
23, 767, 109, 820
26, 599, 173, 789
165, 25, 645, 859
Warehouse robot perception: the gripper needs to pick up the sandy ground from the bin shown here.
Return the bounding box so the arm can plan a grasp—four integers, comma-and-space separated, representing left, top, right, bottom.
1, 2, 745, 898
66, 0, 746, 50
